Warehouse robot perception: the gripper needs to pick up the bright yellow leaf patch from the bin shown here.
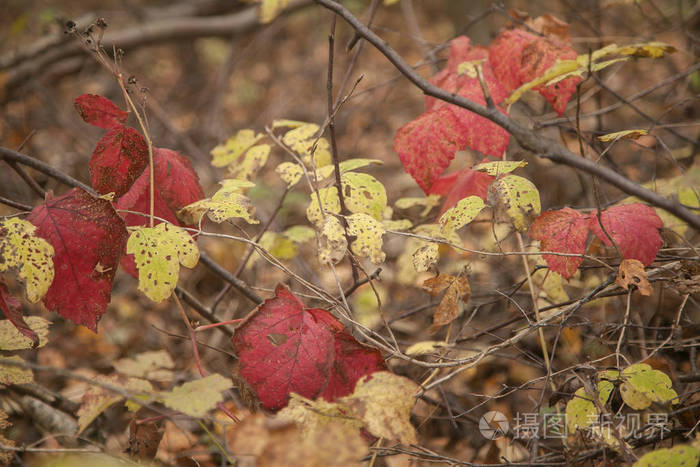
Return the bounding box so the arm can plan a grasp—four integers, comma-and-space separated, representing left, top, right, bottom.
162, 374, 233, 418
276, 161, 304, 188
473, 160, 527, 175
346, 213, 386, 264
210, 129, 263, 167
179, 179, 258, 225
488, 175, 541, 232
126, 223, 200, 303
439, 195, 485, 234
0, 218, 54, 303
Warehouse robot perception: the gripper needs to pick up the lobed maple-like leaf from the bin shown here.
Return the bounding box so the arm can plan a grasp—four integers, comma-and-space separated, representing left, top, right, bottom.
529, 207, 590, 279
74, 94, 128, 130
588, 203, 662, 266
394, 37, 509, 193
89, 126, 148, 197
27, 188, 128, 330
488, 28, 580, 115
232, 285, 386, 411
0, 281, 37, 344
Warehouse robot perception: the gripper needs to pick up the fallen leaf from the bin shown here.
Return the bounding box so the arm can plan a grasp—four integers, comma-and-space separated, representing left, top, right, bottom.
616, 259, 652, 296
162, 374, 233, 417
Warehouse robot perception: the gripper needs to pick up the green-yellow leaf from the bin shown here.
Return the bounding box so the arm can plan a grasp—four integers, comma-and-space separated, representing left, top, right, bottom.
395, 194, 442, 217
0, 316, 50, 351
228, 143, 270, 180
318, 216, 347, 265
210, 129, 263, 167
126, 223, 199, 303
620, 363, 678, 410
283, 225, 316, 243
0, 217, 55, 303
439, 195, 485, 234
341, 172, 387, 221
382, 218, 412, 231
306, 186, 341, 227
340, 372, 418, 444
179, 179, 258, 225
260, 232, 299, 261
633, 445, 700, 467
162, 374, 233, 418
597, 129, 648, 142
346, 213, 386, 264
315, 158, 384, 180
566, 387, 597, 433
0, 356, 33, 385
456, 60, 483, 78
473, 160, 527, 175
488, 175, 541, 232
282, 123, 332, 168
276, 161, 304, 188
271, 119, 307, 129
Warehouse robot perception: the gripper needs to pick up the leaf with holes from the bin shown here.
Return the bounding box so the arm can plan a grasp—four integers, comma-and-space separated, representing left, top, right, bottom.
529, 207, 590, 279
589, 203, 662, 266
394, 36, 509, 192
0, 218, 54, 303
346, 213, 386, 264
89, 126, 148, 197
616, 259, 652, 296
422, 274, 470, 332
27, 189, 127, 330
488, 175, 541, 232
126, 223, 199, 303
74, 94, 128, 130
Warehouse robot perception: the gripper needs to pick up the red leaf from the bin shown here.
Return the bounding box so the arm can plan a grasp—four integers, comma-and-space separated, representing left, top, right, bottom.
151, 147, 204, 211
0, 280, 38, 345
529, 207, 590, 279
589, 204, 662, 266
74, 94, 128, 130
429, 168, 495, 214
232, 285, 386, 411
321, 330, 387, 402
488, 28, 579, 115
232, 284, 336, 411
90, 126, 148, 197
394, 37, 509, 193
27, 189, 128, 330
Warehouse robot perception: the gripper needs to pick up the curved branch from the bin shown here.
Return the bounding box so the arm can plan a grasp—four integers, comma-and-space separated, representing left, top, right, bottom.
312, 0, 700, 231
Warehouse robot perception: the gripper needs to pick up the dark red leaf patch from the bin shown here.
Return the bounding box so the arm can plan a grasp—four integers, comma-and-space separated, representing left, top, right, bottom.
232, 285, 386, 411
90, 126, 149, 197
27, 189, 128, 331
74, 94, 128, 130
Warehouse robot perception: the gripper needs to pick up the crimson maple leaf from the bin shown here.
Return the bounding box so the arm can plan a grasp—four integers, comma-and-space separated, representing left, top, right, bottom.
232, 284, 386, 411
394, 37, 509, 193
589, 204, 663, 266
27, 189, 128, 330
0, 280, 38, 344
429, 167, 495, 214
74, 94, 128, 130
488, 28, 579, 115
529, 207, 590, 279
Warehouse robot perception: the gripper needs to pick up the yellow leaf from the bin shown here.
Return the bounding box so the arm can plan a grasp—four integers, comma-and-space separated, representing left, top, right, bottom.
258, 0, 289, 23
634, 445, 700, 467
126, 223, 199, 303
341, 172, 387, 220
0, 356, 33, 385
439, 195, 485, 234
405, 340, 449, 356
473, 160, 527, 175
620, 363, 678, 410
597, 129, 648, 142
271, 119, 307, 129
395, 194, 442, 217
283, 225, 316, 243
340, 372, 418, 444
383, 0, 400, 5
318, 216, 347, 265
306, 187, 341, 227
179, 179, 258, 225
382, 218, 412, 231
412, 242, 439, 272
488, 175, 541, 232
346, 213, 386, 264
113, 350, 174, 381
260, 232, 299, 261
282, 123, 332, 168
210, 129, 263, 167
228, 143, 270, 180
77, 374, 152, 433
0, 218, 54, 303
0, 316, 50, 351
456, 59, 483, 78
162, 374, 233, 418
617, 42, 676, 58
315, 158, 384, 180
276, 161, 304, 188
